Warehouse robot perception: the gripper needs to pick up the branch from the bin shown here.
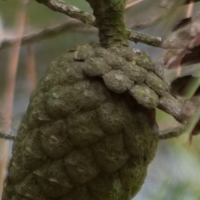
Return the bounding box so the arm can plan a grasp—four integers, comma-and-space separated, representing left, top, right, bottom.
0, 131, 15, 140
159, 98, 200, 142
127, 30, 162, 47
0, 126, 185, 141
159, 126, 184, 139
35, 0, 95, 25
0, 19, 94, 50
34, 0, 162, 47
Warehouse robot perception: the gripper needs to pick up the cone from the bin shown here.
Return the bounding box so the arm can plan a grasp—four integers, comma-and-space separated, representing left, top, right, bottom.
2, 43, 182, 200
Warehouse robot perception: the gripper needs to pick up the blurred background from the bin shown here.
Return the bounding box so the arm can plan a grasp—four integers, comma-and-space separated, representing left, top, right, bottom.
0, 0, 200, 199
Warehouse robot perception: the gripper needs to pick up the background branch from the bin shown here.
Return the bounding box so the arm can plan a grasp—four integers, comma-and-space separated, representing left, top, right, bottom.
0, 19, 94, 50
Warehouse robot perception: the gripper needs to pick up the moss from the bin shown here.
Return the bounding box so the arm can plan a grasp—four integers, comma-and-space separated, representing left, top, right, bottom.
3, 44, 161, 200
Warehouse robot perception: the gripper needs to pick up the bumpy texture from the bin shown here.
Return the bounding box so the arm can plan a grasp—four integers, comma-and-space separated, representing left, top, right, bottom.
3, 44, 180, 200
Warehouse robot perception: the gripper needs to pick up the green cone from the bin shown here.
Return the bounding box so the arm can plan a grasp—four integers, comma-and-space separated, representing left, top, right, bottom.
3, 43, 182, 200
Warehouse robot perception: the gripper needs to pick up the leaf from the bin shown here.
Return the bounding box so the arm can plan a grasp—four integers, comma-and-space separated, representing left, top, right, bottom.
162, 12, 200, 68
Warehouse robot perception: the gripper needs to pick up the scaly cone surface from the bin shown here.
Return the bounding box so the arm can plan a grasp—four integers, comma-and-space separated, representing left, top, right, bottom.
2, 0, 181, 200
2, 43, 159, 200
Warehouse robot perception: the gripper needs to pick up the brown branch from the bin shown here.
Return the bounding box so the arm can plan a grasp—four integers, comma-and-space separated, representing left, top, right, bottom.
0, 126, 185, 141
159, 95, 200, 141
34, 0, 162, 47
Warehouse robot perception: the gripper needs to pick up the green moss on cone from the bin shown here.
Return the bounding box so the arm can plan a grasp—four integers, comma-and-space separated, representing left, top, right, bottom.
2, 44, 158, 200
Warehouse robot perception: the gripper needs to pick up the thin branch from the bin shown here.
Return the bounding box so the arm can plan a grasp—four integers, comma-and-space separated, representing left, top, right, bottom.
159, 86, 200, 141
35, 0, 95, 25
0, 126, 190, 141
0, 0, 163, 49
159, 126, 184, 139
0, 20, 93, 50
34, 0, 162, 47
1, 126, 185, 140
127, 30, 162, 47
0, 132, 15, 140
125, 0, 144, 9
128, 0, 188, 31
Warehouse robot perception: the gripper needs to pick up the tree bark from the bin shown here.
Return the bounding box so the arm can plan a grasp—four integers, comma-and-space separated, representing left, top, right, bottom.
86, 0, 128, 47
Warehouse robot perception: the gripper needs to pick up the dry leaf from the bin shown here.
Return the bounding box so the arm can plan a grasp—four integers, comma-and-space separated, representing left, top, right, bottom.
162, 12, 200, 68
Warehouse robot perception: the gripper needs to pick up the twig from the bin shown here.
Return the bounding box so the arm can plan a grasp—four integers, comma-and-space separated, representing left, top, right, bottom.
0, 132, 15, 140
186, 104, 200, 144
34, 0, 163, 47
186, 0, 194, 18
128, 1, 185, 30
159, 126, 184, 139
0, 21, 162, 51
125, 0, 143, 9
35, 0, 96, 25
0, 20, 93, 50
127, 30, 162, 47
0, 127, 187, 141
0, 0, 163, 49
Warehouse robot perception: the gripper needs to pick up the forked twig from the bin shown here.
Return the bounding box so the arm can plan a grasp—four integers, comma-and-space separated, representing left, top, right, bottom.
35, 0, 162, 46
